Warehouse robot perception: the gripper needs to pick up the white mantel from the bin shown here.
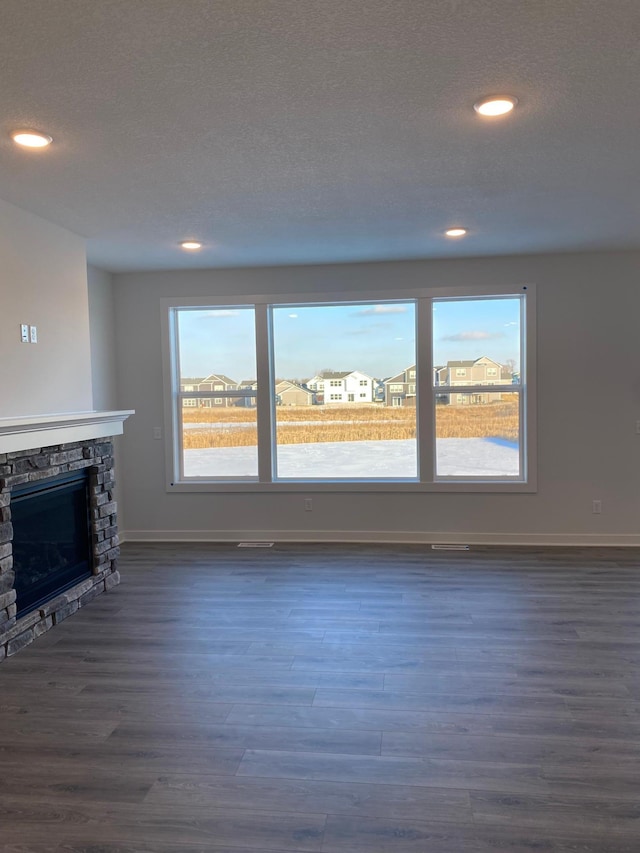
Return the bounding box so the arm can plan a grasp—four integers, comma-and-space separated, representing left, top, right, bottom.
0, 410, 134, 454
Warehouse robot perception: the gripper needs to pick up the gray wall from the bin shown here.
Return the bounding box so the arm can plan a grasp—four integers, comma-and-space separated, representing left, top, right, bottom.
0, 197, 92, 417
87, 265, 118, 410
86, 264, 126, 525
113, 251, 640, 544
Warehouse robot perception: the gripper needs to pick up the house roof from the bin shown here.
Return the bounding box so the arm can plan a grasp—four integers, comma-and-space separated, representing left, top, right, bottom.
276, 380, 313, 394
446, 357, 502, 368
200, 373, 237, 385
0, 2, 637, 272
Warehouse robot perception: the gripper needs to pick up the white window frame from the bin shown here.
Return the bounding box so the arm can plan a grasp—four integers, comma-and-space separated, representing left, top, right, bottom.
161, 285, 536, 493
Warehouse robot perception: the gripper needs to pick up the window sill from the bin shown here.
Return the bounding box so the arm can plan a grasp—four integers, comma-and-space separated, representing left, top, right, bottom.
167, 479, 536, 494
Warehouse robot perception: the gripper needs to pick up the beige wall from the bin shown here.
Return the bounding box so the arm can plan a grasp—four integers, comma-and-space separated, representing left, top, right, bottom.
113, 250, 640, 544
0, 197, 92, 417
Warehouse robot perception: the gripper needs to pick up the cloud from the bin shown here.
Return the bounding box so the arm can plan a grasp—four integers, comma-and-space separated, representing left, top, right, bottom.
288, 313, 298, 319
201, 309, 240, 318
353, 305, 408, 316
347, 322, 390, 336
504, 321, 518, 327
440, 330, 505, 342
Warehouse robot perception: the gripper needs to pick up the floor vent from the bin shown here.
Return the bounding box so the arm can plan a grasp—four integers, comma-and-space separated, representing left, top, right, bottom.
237, 542, 274, 548
431, 544, 470, 551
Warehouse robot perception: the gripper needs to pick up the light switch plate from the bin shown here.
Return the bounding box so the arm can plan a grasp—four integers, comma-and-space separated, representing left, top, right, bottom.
20, 324, 29, 343
29, 325, 37, 344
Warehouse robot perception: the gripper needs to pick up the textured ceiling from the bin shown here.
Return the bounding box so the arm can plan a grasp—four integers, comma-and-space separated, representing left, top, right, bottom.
0, 0, 639, 271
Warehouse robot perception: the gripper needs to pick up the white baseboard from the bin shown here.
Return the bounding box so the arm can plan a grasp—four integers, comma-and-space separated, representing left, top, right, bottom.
119, 529, 640, 547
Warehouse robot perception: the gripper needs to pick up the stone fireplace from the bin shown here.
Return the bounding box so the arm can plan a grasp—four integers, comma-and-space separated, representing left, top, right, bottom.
0, 411, 133, 661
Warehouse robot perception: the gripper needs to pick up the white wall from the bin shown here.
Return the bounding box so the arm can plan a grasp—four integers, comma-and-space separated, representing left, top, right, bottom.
87, 265, 118, 410
114, 251, 640, 545
0, 197, 92, 417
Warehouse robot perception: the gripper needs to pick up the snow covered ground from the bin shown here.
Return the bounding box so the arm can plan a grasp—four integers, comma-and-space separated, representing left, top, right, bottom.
183, 438, 519, 479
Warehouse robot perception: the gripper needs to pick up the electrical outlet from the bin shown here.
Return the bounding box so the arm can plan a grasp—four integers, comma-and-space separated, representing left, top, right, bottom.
20, 324, 29, 343
592, 500, 602, 514
636, 420, 640, 435
304, 498, 313, 511
29, 325, 37, 344
152, 427, 162, 440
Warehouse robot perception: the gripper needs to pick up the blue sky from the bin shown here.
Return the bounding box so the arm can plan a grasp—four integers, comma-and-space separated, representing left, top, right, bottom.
178, 309, 258, 380
433, 297, 521, 369
272, 303, 415, 380
177, 297, 521, 381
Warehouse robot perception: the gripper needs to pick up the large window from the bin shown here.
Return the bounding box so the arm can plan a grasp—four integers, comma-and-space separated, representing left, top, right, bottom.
163, 287, 533, 491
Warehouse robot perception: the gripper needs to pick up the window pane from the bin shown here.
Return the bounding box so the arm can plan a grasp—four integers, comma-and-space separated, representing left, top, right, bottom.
435, 392, 521, 478
181, 401, 258, 477
433, 297, 521, 386
272, 302, 417, 479
176, 307, 258, 478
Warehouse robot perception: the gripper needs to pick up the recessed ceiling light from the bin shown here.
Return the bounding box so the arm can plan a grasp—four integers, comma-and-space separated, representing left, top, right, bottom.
180, 240, 202, 250
473, 96, 518, 117
445, 227, 467, 238
10, 129, 53, 148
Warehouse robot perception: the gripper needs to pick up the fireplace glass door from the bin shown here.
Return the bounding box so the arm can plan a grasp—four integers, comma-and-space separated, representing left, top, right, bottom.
12, 471, 92, 618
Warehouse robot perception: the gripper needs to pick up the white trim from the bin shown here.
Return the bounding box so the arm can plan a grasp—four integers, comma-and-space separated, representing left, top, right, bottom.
416, 298, 433, 482
523, 285, 537, 490
0, 410, 134, 454
256, 303, 274, 482
159, 286, 530, 311
120, 529, 640, 547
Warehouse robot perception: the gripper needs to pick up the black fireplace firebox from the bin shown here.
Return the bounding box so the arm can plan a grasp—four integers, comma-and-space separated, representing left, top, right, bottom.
12, 470, 92, 618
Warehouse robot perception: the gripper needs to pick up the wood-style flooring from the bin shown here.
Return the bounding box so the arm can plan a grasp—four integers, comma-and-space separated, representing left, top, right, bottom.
2, 542, 640, 852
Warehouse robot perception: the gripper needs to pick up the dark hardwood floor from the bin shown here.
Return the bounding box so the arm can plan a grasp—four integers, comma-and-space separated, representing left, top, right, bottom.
2, 542, 640, 852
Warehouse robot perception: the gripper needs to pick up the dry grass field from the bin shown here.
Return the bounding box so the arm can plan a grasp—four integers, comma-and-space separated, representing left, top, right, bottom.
181, 396, 519, 449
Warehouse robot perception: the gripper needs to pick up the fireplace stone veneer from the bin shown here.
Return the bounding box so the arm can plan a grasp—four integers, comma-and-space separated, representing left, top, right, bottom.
0, 438, 120, 660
